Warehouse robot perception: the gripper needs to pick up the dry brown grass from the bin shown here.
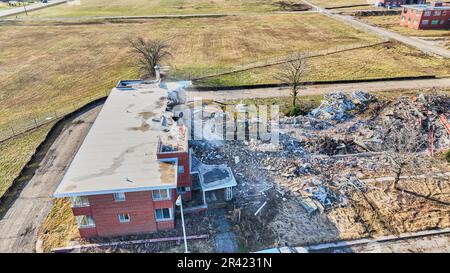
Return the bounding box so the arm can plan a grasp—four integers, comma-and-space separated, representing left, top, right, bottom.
38, 198, 79, 252
0, 13, 379, 127
14, 0, 308, 18
309, 0, 370, 8
199, 41, 450, 87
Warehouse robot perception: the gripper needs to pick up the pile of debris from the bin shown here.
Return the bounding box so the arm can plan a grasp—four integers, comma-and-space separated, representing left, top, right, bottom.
309, 91, 375, 121
303, 136, 364, 155
297, 175, 368, 214
360, 93, 450, 152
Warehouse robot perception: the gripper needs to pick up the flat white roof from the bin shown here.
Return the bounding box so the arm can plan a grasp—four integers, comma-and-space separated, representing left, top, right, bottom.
54, 83, 181, 198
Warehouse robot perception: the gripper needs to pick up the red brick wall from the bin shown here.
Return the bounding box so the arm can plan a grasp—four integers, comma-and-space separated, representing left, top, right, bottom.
157, 150, 192, 200
73, 190, 177, 238
401, 7, 450, 30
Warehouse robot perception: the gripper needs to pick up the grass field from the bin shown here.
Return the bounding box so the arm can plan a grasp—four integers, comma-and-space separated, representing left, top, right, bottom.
309, 0, 370, 8
0, 1, 32, 11
0, 2, 11, 10
0, 13, 380, 127
197, 41, 450, 87
13, 0, 309, 17
0, 123, 53, 198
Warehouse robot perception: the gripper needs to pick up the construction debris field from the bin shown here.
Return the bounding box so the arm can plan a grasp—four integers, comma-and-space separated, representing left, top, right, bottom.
190, 91, 450, 251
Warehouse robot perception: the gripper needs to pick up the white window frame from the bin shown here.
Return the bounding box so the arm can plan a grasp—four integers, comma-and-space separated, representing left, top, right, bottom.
177, 186, 191, 194
155, 208, 173, 222
424, 11, 431, 17
152, 189, 171, 201
178, 165, 185, 174
76, 215, 95, 228
422, 20, 429, 25
118, 213, 130, 223
71, 196, 89, 208
433, 11, 441, 16
113, 192, 126, 202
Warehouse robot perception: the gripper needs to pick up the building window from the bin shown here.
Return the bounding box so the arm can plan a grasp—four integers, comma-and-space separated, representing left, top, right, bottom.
443, 11, 447, 16
431, 20, 440, 25
118, 213, 130, 223
401, 16, 405, 21
424, 11, 431, 17
178, 165, 185, 174
76, 215, 95, 228
422, 20, 429, 25
433, 11, 441, 16
71, 196, 89, 207
113, 192, 126, 202
155, 208, 172, 221
152, 189, 171, 200
177, 186, 191, 194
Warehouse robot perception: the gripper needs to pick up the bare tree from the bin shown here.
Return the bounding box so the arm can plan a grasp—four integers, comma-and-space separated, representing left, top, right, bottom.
129, 37, 172, 79
274, 53, 309, 108
377, 122, 427, 190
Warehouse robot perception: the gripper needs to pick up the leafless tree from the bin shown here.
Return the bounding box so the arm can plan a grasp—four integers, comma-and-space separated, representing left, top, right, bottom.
274, 53, 309, 108
129, 37, 172, 79
377, 121, 428, 190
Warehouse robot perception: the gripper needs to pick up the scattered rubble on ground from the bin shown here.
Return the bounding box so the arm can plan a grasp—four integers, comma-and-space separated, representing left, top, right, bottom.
190, 91, 450, 251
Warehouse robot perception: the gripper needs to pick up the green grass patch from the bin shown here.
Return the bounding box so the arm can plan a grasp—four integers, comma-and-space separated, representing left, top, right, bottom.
228, 94, 323, 117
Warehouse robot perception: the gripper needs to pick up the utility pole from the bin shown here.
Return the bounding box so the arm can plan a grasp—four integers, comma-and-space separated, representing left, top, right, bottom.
176, 195, 188, 253
23, 2, 28, 16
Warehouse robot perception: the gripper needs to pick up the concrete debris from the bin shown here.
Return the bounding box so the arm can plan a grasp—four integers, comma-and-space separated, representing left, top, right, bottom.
190, 92, 449, 222
309, 91, 374, 121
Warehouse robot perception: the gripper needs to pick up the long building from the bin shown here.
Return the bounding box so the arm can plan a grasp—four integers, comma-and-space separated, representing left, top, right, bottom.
54, 80, 236, 238
54, 81, 190, 237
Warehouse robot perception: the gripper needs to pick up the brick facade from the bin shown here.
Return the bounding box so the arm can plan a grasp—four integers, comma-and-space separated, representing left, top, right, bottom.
72, 190, 176, 237
400, 3, 450, 29
157, 150, 192, 201
71, 149, 192, 238
372, 0, 424, 6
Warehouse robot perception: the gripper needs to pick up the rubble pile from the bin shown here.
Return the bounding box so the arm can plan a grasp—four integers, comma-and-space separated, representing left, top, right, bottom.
361, 93, 450, 151
309, 91, 375, 121
303, 136, 364, 155
190, 91, 449, 222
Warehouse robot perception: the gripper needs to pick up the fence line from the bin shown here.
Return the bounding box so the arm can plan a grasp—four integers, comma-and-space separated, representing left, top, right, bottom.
0, 90, 110, 143
188, 40, 389, 81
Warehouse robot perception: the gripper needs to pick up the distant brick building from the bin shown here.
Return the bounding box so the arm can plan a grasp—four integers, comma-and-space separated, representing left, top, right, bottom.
400, 2, 450, 29
369, 0, 424, 7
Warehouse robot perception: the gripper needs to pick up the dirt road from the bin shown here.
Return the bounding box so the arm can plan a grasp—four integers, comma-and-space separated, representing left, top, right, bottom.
187, 78, 450, 101
0, 104, 102, 253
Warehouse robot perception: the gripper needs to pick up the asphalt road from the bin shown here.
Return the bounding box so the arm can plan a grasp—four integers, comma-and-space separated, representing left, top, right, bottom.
0, 104, 101, 253
187, 78, 450, 101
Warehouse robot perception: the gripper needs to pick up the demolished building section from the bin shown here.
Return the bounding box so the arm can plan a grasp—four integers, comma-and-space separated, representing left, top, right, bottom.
188, 90, 450, 249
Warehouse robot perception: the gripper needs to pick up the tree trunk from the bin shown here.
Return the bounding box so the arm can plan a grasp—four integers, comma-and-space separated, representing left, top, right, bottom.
292, 86, 297, 107
392, 167, 402, 190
